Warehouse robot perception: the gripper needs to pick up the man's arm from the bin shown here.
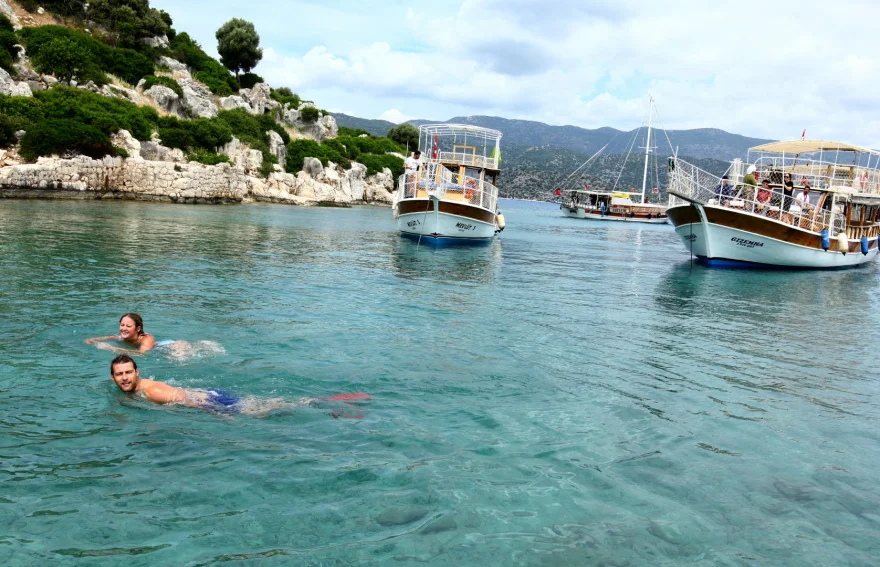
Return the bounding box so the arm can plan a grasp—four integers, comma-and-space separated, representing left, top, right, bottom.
142, 381, 189, 405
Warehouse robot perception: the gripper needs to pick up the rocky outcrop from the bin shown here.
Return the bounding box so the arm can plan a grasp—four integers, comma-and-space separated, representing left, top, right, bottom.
218, 83, 278, 116
249, 158, 393, 205
0, 0, 20, 29
139, 140, 186, 163
0, 67, 32, 97
110, 130, 142, 158
217, 136, 262, 175
143, 84, 182, 116
218, 95, 250, 112
0, 155, 250, 203
158, 57, 191, 78
280, 103, 337, 142
141, 35, 170, 49
267, 130, 286, 164
178, 78, 217, 118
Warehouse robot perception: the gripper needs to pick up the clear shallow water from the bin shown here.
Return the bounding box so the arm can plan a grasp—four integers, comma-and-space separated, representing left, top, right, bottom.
1, 198, 879, 566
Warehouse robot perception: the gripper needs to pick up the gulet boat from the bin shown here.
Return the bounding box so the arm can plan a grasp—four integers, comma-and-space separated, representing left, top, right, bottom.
393, 124, 505, 243
666, 140, 880, 268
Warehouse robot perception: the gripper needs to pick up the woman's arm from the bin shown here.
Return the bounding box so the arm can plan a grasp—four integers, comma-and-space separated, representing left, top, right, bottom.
85, 335, 118, 345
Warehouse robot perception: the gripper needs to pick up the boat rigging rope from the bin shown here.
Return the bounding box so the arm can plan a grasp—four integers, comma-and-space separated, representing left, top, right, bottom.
611, 124, 644, 193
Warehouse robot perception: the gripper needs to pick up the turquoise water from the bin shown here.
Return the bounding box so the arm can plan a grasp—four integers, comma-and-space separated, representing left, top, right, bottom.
2, 198, 879, 566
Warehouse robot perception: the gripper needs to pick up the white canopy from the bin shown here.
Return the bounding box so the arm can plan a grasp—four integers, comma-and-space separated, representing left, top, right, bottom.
750, 140, 873, 154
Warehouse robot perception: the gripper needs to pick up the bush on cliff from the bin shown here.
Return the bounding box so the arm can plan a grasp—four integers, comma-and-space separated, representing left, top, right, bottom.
186, 149, 231, 166
298, 106, 320, 123
35, 87, 158, 140
170, 33, 237, 96
286, 138, 349, 172
238, 72, 264, 90
141, 75, 183, 96
20, 26, 154, 86
20, 119, 116, 161
270, 87, 301, 109
0, 94, 44, 125
0, 15, 20, 74
156, 115, 232, 151
356, 154, 404, 179
0, 113, 19, 146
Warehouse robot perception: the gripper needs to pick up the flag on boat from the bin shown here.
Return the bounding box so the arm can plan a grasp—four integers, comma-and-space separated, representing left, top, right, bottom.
555, 188, 561, 197
801, 129, 806, 140
432, 134, 439, 161
584, 183, 589, 190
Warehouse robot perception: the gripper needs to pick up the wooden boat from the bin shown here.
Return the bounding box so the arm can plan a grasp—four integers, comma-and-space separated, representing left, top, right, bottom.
666, 140, 880, 268
393, 124, 505, 243
560, 97, 668, 224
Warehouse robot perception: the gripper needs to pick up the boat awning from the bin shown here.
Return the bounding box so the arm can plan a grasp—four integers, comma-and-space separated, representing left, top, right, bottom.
750, 140, 872, 154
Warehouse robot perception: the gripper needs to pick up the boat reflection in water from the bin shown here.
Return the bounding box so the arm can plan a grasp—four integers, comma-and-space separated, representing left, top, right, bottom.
391, 235, 503, 285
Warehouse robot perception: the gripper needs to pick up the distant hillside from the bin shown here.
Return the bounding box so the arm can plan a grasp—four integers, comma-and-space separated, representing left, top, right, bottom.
336, 113, 739, 200
335, 114, 771, 161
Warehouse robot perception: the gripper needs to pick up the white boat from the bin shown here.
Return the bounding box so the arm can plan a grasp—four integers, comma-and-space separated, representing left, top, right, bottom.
393, 124, 505, 243
560, 97, 668, 224
666, 140, 880, 268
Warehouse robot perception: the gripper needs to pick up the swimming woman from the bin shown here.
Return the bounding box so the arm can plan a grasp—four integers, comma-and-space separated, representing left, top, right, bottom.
86, 313, 156, 353
108, 355, 370, 417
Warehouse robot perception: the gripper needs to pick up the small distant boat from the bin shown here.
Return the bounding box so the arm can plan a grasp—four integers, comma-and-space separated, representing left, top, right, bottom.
393, 124, 505, 243
666, 140, 880, 268
560, 97, 668, 224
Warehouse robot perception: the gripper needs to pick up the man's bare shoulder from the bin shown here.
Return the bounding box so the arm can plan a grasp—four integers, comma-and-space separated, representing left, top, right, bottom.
138, 379, 186, 404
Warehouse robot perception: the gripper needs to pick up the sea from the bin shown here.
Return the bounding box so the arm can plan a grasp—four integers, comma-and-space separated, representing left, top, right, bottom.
1, 198, 879, 566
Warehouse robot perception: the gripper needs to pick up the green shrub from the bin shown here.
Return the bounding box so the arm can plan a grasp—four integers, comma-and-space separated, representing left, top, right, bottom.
186, 149, 230, 165
34, 86, 158, 140
357, 154, 404, 178
21, 0, 85, 17
285, 138, 349, 172
141, 75, 183, 96
156, 115, 232, 151
0, 20, 19, 73
0, 113, 18, 146
216, 108, 289, 147
20, 26, 154, 86
238, 72, 263, 90
20, 118, 115, 161
338, 134, 404, 156
299, 106, 320, 123
270, 88, 301, 108
387, 123, 418, 151
157, 126, 193, 150
259, 159, 275, 178
338, 126, 371, 138
0, 94, 45, 124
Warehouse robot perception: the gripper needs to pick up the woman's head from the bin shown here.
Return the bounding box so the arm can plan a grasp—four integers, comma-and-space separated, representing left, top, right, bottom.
784, 173, 791, 181
119, 313, 145, 340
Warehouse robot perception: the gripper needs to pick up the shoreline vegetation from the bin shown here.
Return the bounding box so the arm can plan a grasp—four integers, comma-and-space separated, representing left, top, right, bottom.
0, 0, 409, 207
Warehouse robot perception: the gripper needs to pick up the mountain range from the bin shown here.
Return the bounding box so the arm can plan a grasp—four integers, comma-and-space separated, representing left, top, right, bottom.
335, 114, 772, 200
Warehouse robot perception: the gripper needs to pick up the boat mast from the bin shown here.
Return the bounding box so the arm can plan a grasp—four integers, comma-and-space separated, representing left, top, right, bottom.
641, 96, 653, 203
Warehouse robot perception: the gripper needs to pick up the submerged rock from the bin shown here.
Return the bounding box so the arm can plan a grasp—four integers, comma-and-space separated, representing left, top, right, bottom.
376, 506, 430, 526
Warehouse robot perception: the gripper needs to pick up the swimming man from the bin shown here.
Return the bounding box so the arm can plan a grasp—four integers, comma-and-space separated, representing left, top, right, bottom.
109, 355, 369, 417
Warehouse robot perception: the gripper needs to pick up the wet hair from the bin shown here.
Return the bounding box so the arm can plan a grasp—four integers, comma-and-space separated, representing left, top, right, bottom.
119, 313, 145, 336
110, 354, 137, 374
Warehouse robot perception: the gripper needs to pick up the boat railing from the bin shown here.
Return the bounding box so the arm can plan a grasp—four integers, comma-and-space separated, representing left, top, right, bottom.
395, 163, 499, 212
744, 157, 880, 195
668, 158, 845, 235
430, 152, 499, 170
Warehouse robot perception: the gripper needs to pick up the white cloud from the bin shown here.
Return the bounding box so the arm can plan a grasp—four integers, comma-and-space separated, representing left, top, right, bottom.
155, 0, 880, 147
379, 109, 412, 123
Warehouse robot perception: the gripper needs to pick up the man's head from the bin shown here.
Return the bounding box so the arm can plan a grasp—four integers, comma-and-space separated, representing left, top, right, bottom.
413, 151, 421, 158
721, 175, 729, 185
761, 179, 770, 188
110, 355, 139, 393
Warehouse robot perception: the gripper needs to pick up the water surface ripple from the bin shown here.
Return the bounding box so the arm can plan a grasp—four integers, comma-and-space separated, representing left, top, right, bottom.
1, 199, 879, 566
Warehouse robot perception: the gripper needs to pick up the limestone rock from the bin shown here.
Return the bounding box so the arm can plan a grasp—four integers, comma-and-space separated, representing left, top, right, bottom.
36, 7, 45, 15
0, 1, 21, 29
140, 35, 169, 49
0, 67, 32, 97
13, 63, 38, 81
111, 130, 142, 159
320, 114, 338, 138
217, 136, 262, 174
158, 56, 191, 79
267, 130, 286, 164
144, 85, 182, 116
363, 167, 395, 203
41, 74, 57, 86
218, 95, 250, 111
239, 83, 274, 115
303, 157, 323, 178
178, 78, 217, 118
139, 141, 185, 163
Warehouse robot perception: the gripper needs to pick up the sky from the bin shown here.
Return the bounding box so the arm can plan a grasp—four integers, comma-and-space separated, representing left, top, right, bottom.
151, 0, 880, 147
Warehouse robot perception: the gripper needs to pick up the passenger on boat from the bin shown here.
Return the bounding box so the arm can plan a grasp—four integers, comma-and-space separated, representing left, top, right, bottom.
796, 184, 813, 210
86, 313, 156, 353
756, 179, 772, 214
738, 165, 758, 200
404, 151, 421, 195
714, 175, 733, 206
781, 174, 795, 223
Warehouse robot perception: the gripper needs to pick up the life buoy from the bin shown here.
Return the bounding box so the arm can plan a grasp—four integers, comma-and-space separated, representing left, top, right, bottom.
464, 178, 477, 200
